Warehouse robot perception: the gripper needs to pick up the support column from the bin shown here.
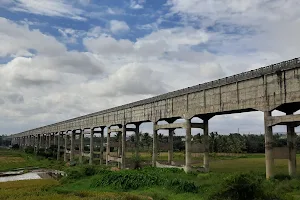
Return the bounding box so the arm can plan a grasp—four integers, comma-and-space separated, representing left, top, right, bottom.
48, 134, 51, 148
287, 124, 297, 177
100, 130, 104, 165
106, 132, 110, 165
185, 119, 192, 173
117, 131, 122, 168
264, 111, 274, 179
168, 129, 174, 165
79, 130, 84, 164
121, 124, 126, 169
54, 134, 57, 146
203, 119, 209, 172
152, 122, 158, 167
64, 134, 68, 162
70, 131, 75, 162
57, 132, 61, 161
135, 124, 140, 158
45, 135, 48, 149
36, 134, 40, 154
89, 129, 94, 165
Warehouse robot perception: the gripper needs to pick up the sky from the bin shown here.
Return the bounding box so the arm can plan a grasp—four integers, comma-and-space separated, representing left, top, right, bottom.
1, 0, 300, 136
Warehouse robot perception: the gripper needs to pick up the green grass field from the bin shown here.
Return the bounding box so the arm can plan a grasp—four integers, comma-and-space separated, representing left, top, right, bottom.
1, 149, 300, 200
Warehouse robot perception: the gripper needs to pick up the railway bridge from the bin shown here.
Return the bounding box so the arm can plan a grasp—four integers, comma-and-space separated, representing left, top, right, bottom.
10, 57, 300, 178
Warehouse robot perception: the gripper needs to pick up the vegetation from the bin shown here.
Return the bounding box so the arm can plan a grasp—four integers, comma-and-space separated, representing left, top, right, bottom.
0, 149, 63, 172
1, 148, 300, 200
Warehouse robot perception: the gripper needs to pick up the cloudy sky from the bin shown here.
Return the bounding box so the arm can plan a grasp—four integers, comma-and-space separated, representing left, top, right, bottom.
1, 0, 300, 136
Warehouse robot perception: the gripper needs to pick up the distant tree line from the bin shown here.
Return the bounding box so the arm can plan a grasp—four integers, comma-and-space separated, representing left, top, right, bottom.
0, 135, 11, 146
131, 132, 300, 154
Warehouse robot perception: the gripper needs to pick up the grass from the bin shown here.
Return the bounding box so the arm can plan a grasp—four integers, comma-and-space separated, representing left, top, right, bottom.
0, 179, 150, 200
1, 149, 300, 200
0, 149, 64, 172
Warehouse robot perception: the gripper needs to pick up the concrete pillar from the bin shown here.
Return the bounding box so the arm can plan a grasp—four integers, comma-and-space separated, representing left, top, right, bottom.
79, 130, 84, 164
57, 133, 61, 161
185, 119, 192, 173
118, 132, 122, 157
64, 134, 68, 162
100, 131, 104, 165
38, 135, 41, 149
117, 132, 121, 168
36, 135, 40, 154
203, 119, 209, 172
70, 131, 75, 162
48, 134, 51, 148
264, 111, 274, 179
54, 134, 57, 146
168, 129, 174, 165
89, 129, 94, 165
135, 124, 140, 158
106, 132, 110, 165
45, 135, 48, 149
152, 122, 158, 167
121, 124, 126, 169
287, 124, 297, 177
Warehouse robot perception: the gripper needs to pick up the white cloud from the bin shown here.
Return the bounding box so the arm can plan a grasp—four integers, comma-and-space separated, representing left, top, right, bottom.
130, 0, 146, 9
0, 17, 65, 57
109, 20, 130, 34
5, 0, 86, 20
83, 34, 134, 55
83, 63, 169, 97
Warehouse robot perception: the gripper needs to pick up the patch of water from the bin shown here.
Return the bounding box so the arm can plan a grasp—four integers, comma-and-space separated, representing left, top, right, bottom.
0, 172, 42, 182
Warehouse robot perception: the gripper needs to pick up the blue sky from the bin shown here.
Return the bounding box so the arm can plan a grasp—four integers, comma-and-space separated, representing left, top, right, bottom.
1, 0, 300, 135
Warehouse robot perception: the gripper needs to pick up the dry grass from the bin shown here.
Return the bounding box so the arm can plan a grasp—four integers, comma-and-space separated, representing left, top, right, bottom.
0, 179, 150, 200
0, 156, 25, 163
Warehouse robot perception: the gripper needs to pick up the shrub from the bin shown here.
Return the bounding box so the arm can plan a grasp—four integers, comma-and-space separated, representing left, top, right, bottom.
207, 173, 291, 200
90, 168, 198, 193
12, 144, 19, 150
273, 174, 291, 181
91, 170, 162, 190
24, 146, 34, 154
132, 155, 142, 169
167, 178, 198, 193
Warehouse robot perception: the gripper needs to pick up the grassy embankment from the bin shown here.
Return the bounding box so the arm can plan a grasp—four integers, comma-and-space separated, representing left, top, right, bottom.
1, 149, 300, 200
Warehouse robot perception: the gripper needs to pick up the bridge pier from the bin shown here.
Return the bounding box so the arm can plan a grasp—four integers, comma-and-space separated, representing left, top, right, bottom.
70, 130, 75, 162
57, 132, 61, 160
99, 128, 104, 165
121, 124, 126, 169
168, 128, 174, 165
106, 131, 110, 165
185, 119, 192, 173
79, 130, 84, 164
89, 129, 94, 165
152, 122, 158, 167
287, 124, 296, 177
264, 111, 274, 179
203, 118, 209, 172
64, 134, 68, 162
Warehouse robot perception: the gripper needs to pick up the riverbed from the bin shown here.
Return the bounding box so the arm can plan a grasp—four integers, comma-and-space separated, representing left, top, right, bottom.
0, 169, 64, 182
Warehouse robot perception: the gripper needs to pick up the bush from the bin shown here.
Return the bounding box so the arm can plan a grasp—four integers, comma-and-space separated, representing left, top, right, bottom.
90, 168, 198, 193
273, 174, 291, 181
167, 178, 198, 193
12, 144, 19, 150
24, 146, 34, 154
91, 170, 162, 190
207, 173, 291, 200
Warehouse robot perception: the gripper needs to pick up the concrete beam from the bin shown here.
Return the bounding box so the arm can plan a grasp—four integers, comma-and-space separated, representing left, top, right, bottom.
155, 122, 203, 130
266, 114, 300, 127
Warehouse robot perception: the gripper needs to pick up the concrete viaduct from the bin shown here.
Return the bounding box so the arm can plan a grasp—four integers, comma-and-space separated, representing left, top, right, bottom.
10, 57, 300, 179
